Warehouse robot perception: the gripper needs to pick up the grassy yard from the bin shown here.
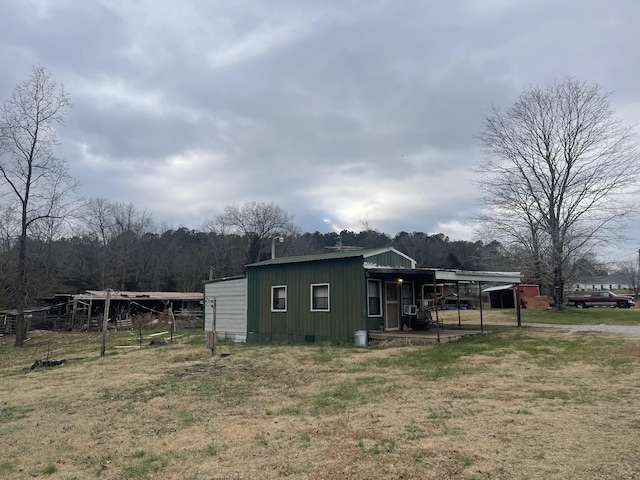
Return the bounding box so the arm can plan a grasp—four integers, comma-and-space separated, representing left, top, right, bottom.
450, 305, 640, 326
1, 324, 639, 479
522, 305, 640, 325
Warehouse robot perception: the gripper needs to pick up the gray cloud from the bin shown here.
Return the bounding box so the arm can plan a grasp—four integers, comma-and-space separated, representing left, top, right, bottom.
1, 0, 638, 263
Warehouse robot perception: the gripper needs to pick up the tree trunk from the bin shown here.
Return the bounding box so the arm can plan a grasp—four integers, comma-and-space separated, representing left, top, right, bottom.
14, 234, 28, 346
552, 241, 565, 310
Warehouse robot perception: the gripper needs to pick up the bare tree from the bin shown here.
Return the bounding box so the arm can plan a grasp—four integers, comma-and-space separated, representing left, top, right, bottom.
80, 198, 154, 289
0, 202, 18, 254
475, 77, 639, 308
82, 197, 114, 246
214, 202, 298, 264
108, 202, 155, 289
0, 65, 77, 345
0, 203, 19, 306
81, 197, 114, 288
201, 220, 246, 278
617, 258, 640, 300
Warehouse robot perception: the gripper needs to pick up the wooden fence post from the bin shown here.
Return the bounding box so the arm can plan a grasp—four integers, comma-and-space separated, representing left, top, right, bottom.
101, 289, 111, 356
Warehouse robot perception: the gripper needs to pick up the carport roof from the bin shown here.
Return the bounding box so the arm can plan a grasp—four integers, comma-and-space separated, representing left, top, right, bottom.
433, 269, 522, 284
365, 267, 521, 284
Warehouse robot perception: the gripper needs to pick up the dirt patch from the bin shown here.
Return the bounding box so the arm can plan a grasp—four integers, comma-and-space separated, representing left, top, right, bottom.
618, 339, 640, 360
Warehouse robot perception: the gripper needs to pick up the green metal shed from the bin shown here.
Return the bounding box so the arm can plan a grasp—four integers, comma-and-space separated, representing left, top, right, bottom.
245, 247, 418, 344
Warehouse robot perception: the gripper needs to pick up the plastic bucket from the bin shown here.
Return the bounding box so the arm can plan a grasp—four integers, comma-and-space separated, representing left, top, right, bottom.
354, 330, 368, 347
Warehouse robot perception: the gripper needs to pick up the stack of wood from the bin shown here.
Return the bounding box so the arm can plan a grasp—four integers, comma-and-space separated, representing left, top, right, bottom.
523, 296, 551, 309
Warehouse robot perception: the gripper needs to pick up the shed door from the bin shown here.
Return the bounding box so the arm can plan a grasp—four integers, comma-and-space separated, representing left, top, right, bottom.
385, 282, 399, 330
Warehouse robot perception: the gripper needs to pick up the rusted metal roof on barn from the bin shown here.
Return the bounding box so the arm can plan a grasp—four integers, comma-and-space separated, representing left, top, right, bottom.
0, 306, 52, 315
73, 291, 203, 301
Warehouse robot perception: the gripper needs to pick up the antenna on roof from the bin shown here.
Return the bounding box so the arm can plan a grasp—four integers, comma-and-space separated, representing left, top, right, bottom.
324, 235, 362, 252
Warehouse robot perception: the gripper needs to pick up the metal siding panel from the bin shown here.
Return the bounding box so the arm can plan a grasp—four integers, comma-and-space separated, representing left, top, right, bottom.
248, 257, 366, 343
300, 258, 364, 342
205, 278, 248, 342
246, 270, 262, 334
338, 265, 365, 340
203, 287, 212, 332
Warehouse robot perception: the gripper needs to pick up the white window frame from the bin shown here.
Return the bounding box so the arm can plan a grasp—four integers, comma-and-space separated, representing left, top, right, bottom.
310, 283, 330, 312
367, 279, 383, 317
271, 285, 287, 312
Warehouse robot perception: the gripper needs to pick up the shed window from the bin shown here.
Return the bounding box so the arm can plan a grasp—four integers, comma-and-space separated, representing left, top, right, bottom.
367, 279, 382, 317
272, 286, 287, 312
311, 284, 330, 311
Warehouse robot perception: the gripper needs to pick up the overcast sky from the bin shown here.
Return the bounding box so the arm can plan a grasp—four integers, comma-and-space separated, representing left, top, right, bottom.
1, 0, 639, 263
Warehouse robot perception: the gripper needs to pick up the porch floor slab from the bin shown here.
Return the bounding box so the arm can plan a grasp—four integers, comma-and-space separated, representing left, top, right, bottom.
366, 328, 484, 345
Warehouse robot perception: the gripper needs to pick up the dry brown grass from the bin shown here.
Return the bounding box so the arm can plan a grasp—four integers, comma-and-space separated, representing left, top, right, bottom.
1, 329, 639, 479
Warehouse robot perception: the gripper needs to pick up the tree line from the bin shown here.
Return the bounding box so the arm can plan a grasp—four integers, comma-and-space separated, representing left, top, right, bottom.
0, 195, 629, 311
0, 198, 520, 303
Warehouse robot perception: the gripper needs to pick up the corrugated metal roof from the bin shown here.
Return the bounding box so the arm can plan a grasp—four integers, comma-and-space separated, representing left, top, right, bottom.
0, 306, 52, 315
246, 250, 521, 285
202, 275, 246, 285
435, 269, 522, 283
482, 284, 514, 293
246, 247, 404, 267
75, 290, 203, 301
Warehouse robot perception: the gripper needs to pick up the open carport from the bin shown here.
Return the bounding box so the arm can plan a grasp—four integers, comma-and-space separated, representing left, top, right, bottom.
363, 268, 523, 344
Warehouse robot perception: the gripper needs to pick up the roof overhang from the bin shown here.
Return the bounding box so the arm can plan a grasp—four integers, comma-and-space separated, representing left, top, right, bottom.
365, 267, 522, 284
365, 267, 435, 282
483, 284, 515, 293
434, 270, 522, 284
202, 275, 246, 285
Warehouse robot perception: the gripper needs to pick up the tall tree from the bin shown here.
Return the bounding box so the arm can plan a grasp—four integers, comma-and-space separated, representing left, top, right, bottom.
81, 197, 114, 289
212, 202, 298, 264
108, 201, 154, 289
79, 198, 155, 289
0, 65, 77, 345
475, 77, 639, 308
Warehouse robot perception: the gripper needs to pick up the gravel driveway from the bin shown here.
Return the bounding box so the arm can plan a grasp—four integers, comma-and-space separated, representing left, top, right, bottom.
474, 321, 640, 337
526, 322, 640, 337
